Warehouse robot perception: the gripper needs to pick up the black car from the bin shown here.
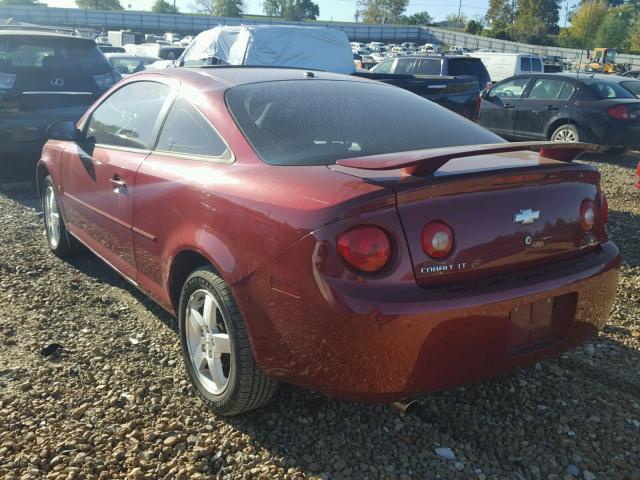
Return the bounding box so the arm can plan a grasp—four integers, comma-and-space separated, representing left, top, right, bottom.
0, 30, 121, 181
592, 73, 640, 98
371, 55, 492, 90
478, 73, 640, 148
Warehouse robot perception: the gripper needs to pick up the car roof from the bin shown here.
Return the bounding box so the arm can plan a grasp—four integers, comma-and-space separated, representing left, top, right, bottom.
157, 66, 377, 88
0, 29, 94, 44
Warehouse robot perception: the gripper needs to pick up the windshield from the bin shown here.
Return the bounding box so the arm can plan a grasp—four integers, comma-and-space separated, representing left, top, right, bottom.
0, 36, 111, 73
226, 80, 503, 166
620, 80, 640, 97
583, 79, 636, 99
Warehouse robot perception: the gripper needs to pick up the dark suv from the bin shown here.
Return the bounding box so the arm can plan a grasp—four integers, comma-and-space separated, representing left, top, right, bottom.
371, 55, 492, 90
0, 30, 121, 182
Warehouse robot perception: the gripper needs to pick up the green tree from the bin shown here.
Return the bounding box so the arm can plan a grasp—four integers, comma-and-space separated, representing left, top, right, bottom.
213, 0, 243, 16
629, 17, 640, 52
263, 0, 283, 16
594, 4, 634, 49
465, 19, 484, 34
445, 12, 468, 25
151, 0, 178, 13
282, 0, 319, 20
76, 0, 123, 9
194, 0, 243, 16
564, 0, 609, 48
357, 0, 409, 24
511, 0, 546, 43
398, 11, 433, 25
486, 0, 515, 25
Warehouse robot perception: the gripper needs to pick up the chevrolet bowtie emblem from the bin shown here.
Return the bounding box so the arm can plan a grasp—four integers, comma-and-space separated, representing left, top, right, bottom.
514, 209, 540, 225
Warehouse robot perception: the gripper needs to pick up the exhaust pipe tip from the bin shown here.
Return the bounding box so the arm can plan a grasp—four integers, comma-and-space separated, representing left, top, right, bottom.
391, 399, 418, 415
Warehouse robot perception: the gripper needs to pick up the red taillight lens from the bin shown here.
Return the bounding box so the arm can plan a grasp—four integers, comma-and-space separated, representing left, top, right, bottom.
337, 226, 391, 273
421, 221, 454, 258
607, 105, 630, 121
580, 200, 596, 231
601, 195, 608, 224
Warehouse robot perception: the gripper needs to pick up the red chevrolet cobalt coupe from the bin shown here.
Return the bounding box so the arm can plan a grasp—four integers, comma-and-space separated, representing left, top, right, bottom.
37, 68, 620, 415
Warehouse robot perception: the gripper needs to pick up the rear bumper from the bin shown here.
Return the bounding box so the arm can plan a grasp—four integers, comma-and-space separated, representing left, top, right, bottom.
238, 241, 620, 402
0, 107, 88, 181
589, 122, 640, 149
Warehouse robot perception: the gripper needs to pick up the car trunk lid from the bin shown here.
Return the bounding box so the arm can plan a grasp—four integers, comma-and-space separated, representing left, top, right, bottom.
332, 142, 608, 286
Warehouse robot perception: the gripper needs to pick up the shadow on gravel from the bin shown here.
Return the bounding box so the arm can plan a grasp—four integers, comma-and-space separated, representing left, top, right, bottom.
608, 210, 640, 267
218, 337, 640, 478
62, 250, 179, 333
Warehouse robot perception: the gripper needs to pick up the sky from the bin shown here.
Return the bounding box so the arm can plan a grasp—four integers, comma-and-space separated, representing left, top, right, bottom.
44, 0, 493, 23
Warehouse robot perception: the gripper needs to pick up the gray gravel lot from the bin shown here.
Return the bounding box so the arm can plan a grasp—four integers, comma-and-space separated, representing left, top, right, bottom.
0, 152, 639, 480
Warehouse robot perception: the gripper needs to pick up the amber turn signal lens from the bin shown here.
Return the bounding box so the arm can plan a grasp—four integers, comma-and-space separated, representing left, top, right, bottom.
422, 221, 454, 258
580, 200, 595, 231
337, 226, 391, 273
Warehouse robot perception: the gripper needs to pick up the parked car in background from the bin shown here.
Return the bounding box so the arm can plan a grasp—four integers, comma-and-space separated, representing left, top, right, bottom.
0, 30, 120, 181
471, 52, 543, 83
622, 69, 640, 79
479, 73, 640, 148
371, 55, 492, 90
98, 45, 126, 54
106, 53, 161, 76
449, 46, 472, 55
38, 67, 619, 416
126, 43, 184, 60
419, 43, 443, 54
595, 73, 640, 98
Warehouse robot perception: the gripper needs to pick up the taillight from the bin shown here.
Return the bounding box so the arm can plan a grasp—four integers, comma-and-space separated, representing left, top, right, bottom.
601, 195, 609, 224
337, 226, 391, 273
421, 221, 454, 258
580, 200, 596, 231
607, 105, 630, 121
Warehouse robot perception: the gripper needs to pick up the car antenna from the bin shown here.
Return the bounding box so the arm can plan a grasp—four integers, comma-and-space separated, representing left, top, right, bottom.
565, 1, 597, 142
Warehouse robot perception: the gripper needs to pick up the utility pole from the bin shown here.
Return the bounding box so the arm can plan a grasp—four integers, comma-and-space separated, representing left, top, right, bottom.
457, 0, 462, 24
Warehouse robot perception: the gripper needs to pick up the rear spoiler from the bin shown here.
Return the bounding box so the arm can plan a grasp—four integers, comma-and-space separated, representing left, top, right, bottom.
336, 142, 601, 177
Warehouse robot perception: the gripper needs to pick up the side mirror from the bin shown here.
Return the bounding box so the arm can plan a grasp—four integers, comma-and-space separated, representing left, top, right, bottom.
45, 120, 80, 142
480, 88, 491, 100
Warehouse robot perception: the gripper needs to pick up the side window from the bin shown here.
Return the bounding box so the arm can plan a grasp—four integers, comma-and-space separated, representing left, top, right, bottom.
415, 59, 442, 75
531, 58, 543, 72
527, 79, 565, 100
156, 96, 229, 158
520, 57, 532, 72
372, 59, 394, 74
395, 58, 417, 74
86, 81, 169, 150
558, 83, 576, 100
489, 78, 530, 99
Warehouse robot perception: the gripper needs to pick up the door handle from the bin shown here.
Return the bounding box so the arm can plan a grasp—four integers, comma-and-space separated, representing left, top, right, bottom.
546, 106, 559, 111
110, 177, 127, 193
503, 104, 515, 109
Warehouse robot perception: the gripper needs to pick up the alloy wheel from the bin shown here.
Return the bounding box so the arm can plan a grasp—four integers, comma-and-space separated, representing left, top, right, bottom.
553, 128, 577, 142
44, 185, 61, 249
185, 289, 232, 395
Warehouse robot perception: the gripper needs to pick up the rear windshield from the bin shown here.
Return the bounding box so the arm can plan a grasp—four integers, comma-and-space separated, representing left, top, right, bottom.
0, 36, 111, 73
583, 79, 636, 99
225, 80, 503, 166
448, 58, 489, 80
620, 80, 640, 97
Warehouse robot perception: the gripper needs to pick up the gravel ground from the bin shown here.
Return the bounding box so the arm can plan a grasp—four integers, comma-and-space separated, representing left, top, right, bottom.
0, 153, 638, 480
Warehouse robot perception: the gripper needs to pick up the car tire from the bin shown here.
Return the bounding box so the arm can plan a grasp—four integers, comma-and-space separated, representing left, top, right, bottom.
551, 124, 580, 143
42, 175, 76, 258
178, 266, 278, 416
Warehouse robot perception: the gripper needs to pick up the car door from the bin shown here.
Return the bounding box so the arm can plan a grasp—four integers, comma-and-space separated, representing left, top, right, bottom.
132, 95, 233, 305
60, 80, 174, 280
478, 77, 531, 137
513, 78, 575, 139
